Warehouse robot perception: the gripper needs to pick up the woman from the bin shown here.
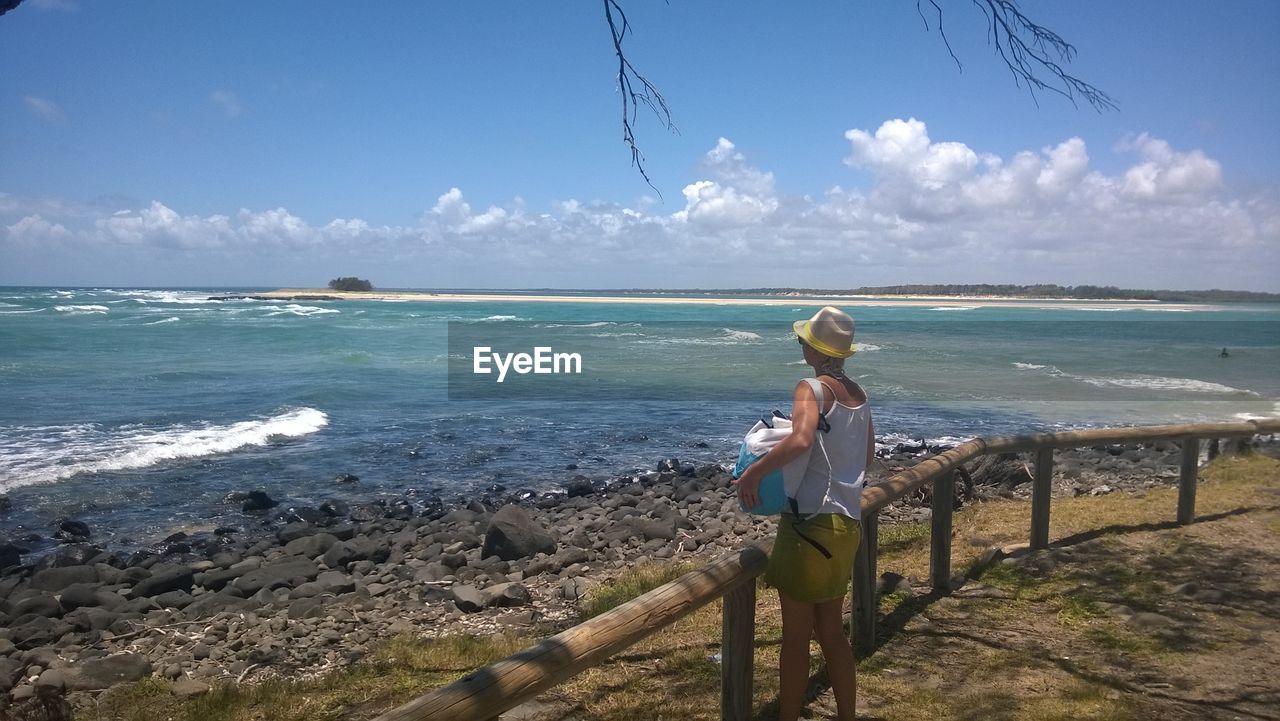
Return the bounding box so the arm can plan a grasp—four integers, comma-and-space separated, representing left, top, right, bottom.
735, 306, 874, 721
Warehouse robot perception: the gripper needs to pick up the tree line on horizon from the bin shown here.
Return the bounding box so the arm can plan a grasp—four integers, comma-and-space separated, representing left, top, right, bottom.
574, 284, 1280, 303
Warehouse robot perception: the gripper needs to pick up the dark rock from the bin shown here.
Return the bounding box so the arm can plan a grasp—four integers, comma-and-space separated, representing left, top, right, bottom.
482, 505, 556, 562
241, 490, 279, 513
130, 565, 194, 598
213, 526, 239, 536
276, 522, 318, 545
232, 558, 319, 594
10, 617, 72, 650
13, 593, 62, 618
36, 544, 99, 569
0, 495, 10, 513
564, 478, 594, 498
334, 473, 360, 484
490, 582, 531, 607
284, 533, 339, 559
54, 518, 91, 542
284, 506, 327, 525
31, 565, 98, 592
314, 570, 356, 595
287, 597, 330, 620
153, 590, 194, 609
451, 584, 487, 613
58, 583, 123, 612
63, 606, 117, 632
0, 541, 22, 569
319, 499, 350, 517
65, 653, 152, 691
348, 503, 385, 523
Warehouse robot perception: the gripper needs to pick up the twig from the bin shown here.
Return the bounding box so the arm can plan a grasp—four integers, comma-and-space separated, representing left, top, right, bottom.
603, 0, 678, 195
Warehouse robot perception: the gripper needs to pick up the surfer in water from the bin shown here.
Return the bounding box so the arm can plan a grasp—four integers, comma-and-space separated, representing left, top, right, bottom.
1220, 347, 1230, 358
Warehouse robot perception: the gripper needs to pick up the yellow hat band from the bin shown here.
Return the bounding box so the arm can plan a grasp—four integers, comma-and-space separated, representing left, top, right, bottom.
795, 320, 856, 358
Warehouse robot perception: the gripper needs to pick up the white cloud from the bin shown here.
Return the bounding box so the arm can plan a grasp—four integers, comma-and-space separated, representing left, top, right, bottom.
1119, 133, 1222, 200
23, 96, 65, 124
6, 214, 69, 243
210, 90, 242, 118
3, 120, 1276, 289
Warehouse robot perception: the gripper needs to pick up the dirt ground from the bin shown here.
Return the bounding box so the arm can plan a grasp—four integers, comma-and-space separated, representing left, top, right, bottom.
808, 465, 1280, 721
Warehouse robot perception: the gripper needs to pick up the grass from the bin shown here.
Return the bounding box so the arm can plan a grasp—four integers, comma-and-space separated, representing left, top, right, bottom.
80, 453, 1279, 721
577, 562, 697, 621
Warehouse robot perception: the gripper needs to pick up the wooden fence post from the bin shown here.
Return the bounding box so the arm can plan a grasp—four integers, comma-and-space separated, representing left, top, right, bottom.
721, 580, 756, 721
1178, 437, 1200, 525
1030, 448, 1053, 550
930, 470, 955, 592
851, 511, 878, 655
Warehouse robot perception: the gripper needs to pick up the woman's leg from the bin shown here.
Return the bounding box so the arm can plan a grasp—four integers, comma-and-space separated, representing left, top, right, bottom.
778, 591, 815, 721
814, 596, 857, 721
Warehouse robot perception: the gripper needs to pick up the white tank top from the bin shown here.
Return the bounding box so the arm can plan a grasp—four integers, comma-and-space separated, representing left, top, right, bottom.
784, 378, 870, 521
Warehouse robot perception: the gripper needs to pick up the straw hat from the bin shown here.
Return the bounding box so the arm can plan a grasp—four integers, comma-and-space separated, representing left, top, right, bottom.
793, 306, 856, 358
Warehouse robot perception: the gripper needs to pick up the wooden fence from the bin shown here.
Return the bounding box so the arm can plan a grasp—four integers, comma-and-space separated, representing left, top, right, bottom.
373, 419, 1280, 721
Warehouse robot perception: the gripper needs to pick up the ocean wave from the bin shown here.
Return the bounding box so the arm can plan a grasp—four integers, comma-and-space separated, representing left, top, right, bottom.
0, 302, 20, 308
721, 328, 762, 341
1008, 362, 1253, 395
477, 315, 525, 322
930, 306, 978, 311
265, 304, 341, 317
1076, 375, 1258, 395
54, 305, 109, 314
855, 343, 882, 352
0, 408, 329, 491
0, 308, 47, 314
143, 316, 181, 325
120, 290, 222, 305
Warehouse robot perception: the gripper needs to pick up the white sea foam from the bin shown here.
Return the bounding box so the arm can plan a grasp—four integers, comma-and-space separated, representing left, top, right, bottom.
930, 306, 978, 311
1013, 362, 1049, 370
143, 316, 181, 325
477, 315, 524, 322
265, 304, 341, 317
0, 407, 329, 491
0, 302, 19, 308
119, 290, 221, 305
721, 328, 762, 341
855, 343, 882, 352
1077, 375, 1258, 395
54, 305, 109, 314
0, 308, 46, 314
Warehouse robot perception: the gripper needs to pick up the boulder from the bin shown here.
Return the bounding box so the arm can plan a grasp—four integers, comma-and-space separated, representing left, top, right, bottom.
130, 565, 194, 598
241, 490, 279, 513
58, 583, 123, 612
482, 505, 556, 562
0, 541, 23, 569
12, 592, 62, 618
36, 544, 99, 569
30, 565, 98, 592
276, 522, 319, 544
450, 584, 487, 613
284, 532, 339, 559
232, 558, 319, 594
54, 518, 91, 542
65, 653, 152, 691
9, 617, 72, 650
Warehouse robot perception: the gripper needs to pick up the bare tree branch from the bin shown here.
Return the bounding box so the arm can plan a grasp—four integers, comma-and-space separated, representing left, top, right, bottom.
929, 0, 1117, 112
918, 0, 963, 71
603, 0, 677, 196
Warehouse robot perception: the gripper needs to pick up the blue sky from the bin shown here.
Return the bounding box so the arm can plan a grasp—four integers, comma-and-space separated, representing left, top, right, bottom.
2, 0, 1278, 290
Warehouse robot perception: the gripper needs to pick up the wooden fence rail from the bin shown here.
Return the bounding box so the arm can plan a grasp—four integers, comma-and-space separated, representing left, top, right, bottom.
374, 418, 1280, 721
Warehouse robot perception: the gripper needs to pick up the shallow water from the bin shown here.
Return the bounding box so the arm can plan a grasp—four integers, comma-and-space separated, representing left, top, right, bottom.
0, 286, 1276, 551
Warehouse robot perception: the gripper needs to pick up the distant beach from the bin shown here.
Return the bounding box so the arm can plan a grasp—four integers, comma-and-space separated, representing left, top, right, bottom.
247, 289, 1211, 312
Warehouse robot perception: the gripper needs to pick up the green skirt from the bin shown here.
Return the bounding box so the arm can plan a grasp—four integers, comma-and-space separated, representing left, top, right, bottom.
765, 513, 861, 603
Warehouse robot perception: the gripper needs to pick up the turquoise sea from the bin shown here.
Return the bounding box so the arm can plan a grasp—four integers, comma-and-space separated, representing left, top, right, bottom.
1, 287, 1277, 553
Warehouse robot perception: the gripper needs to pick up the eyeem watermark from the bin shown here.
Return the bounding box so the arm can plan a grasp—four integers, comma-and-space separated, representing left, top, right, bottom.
472, 346, 582, 383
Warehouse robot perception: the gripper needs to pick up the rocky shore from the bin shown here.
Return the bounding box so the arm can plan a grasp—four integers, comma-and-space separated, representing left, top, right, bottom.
0, 436, 1269, 714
